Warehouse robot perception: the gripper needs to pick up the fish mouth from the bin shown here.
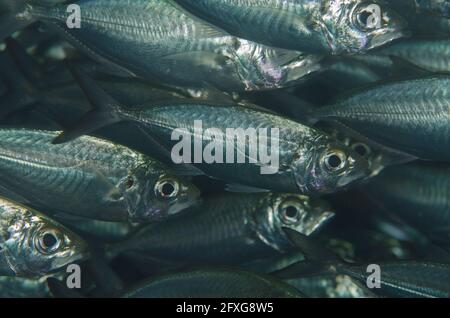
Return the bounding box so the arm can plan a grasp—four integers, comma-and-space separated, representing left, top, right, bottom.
302, 210, 335, 236
69, 239, 91, 264
367, 28, 410, 51
167, 194, 201, 216
130, 206, 164, 223
49, 244, 90, 275
167, 186, 201, 216
337, 155, 371, 188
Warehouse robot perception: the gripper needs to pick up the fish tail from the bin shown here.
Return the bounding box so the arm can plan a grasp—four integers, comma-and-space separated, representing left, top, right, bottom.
52, 64, 124, 144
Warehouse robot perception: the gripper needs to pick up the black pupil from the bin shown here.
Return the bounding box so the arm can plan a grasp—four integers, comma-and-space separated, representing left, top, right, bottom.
126, 177, 134, 189
161, 182, 175, 196
354, 144, 368, 157
285, 206, 298, 219
328, 155, 342, 169
359, 10, 372, 26
43, 233, 57, 249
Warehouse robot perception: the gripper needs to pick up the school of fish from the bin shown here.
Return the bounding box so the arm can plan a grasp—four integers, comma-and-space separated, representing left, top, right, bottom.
0, 0, 448, 298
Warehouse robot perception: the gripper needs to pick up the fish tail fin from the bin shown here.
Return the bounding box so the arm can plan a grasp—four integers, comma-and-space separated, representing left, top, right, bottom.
0, 1, 36, 41
271, 228, 343, 279
52, 63, 124, 144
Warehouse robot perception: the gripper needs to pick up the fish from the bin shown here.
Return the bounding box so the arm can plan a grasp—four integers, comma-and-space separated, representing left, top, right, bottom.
248, 91, 416, 176
361, 162, 450, 246
0, 0, 323, 91
0, 197, 88, 278
274, 228, 450, 298
0, 128, 200, 222
107, 193, 334, 265
122, 268, 304, 298
173, 0, 408, 54
373, 39, 450, 74
53, 67, 371, 195
311, 76, 450, 161
316, 122, 417, 177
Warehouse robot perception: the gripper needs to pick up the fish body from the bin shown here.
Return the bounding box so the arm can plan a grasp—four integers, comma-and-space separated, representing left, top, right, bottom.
415, 0, 450, 18
11, 0, 322, 91
53, 68, 371, 194
248, 91, 415, 176
82, 98, 370, 194
173, 0, 407, 54
363, 163, 450, 245
388, 0, 450, 18
123, 268, 304, 298
316, 76, 450, 161
377, 39, 450, 73
0, 129, 199, 222
275, 229, 450, 298
110, 193, 334, 265
341, 262, 450, 298
0, 197, 88, 278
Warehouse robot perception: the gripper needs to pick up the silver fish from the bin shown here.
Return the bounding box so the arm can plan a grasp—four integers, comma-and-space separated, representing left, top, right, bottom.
376, 39, 450, 73
0, 128, 200, 222
313, 76, 450, 161
54, 68, 371, 195
362, 162, 450, 246
123, 268, 304, 298
173, 0, 407, 54
0, 197, 88, 278
108, 193, 334, 265
2, 0, 322, 91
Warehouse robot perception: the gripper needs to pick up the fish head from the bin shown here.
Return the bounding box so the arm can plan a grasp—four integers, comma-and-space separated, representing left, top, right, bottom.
271, 194, 335, 236
0, 201, 88, 278
329, 129, 381, 176
254, 194, 334, 251
292, 139, 371, 193
121, 164, 201, 223
321, 0, 408, 54
348, 140, 386, 176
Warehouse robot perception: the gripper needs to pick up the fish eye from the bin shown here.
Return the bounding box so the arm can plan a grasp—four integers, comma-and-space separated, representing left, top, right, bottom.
36, 230, 61, 254
322, 151, 347, 172
279, 200, 302, 225
351, 142, 371, 158
124, 176, 135, 190
357, 10, 372, 28
355, 5, 381, 30
155, 179, 179, 198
